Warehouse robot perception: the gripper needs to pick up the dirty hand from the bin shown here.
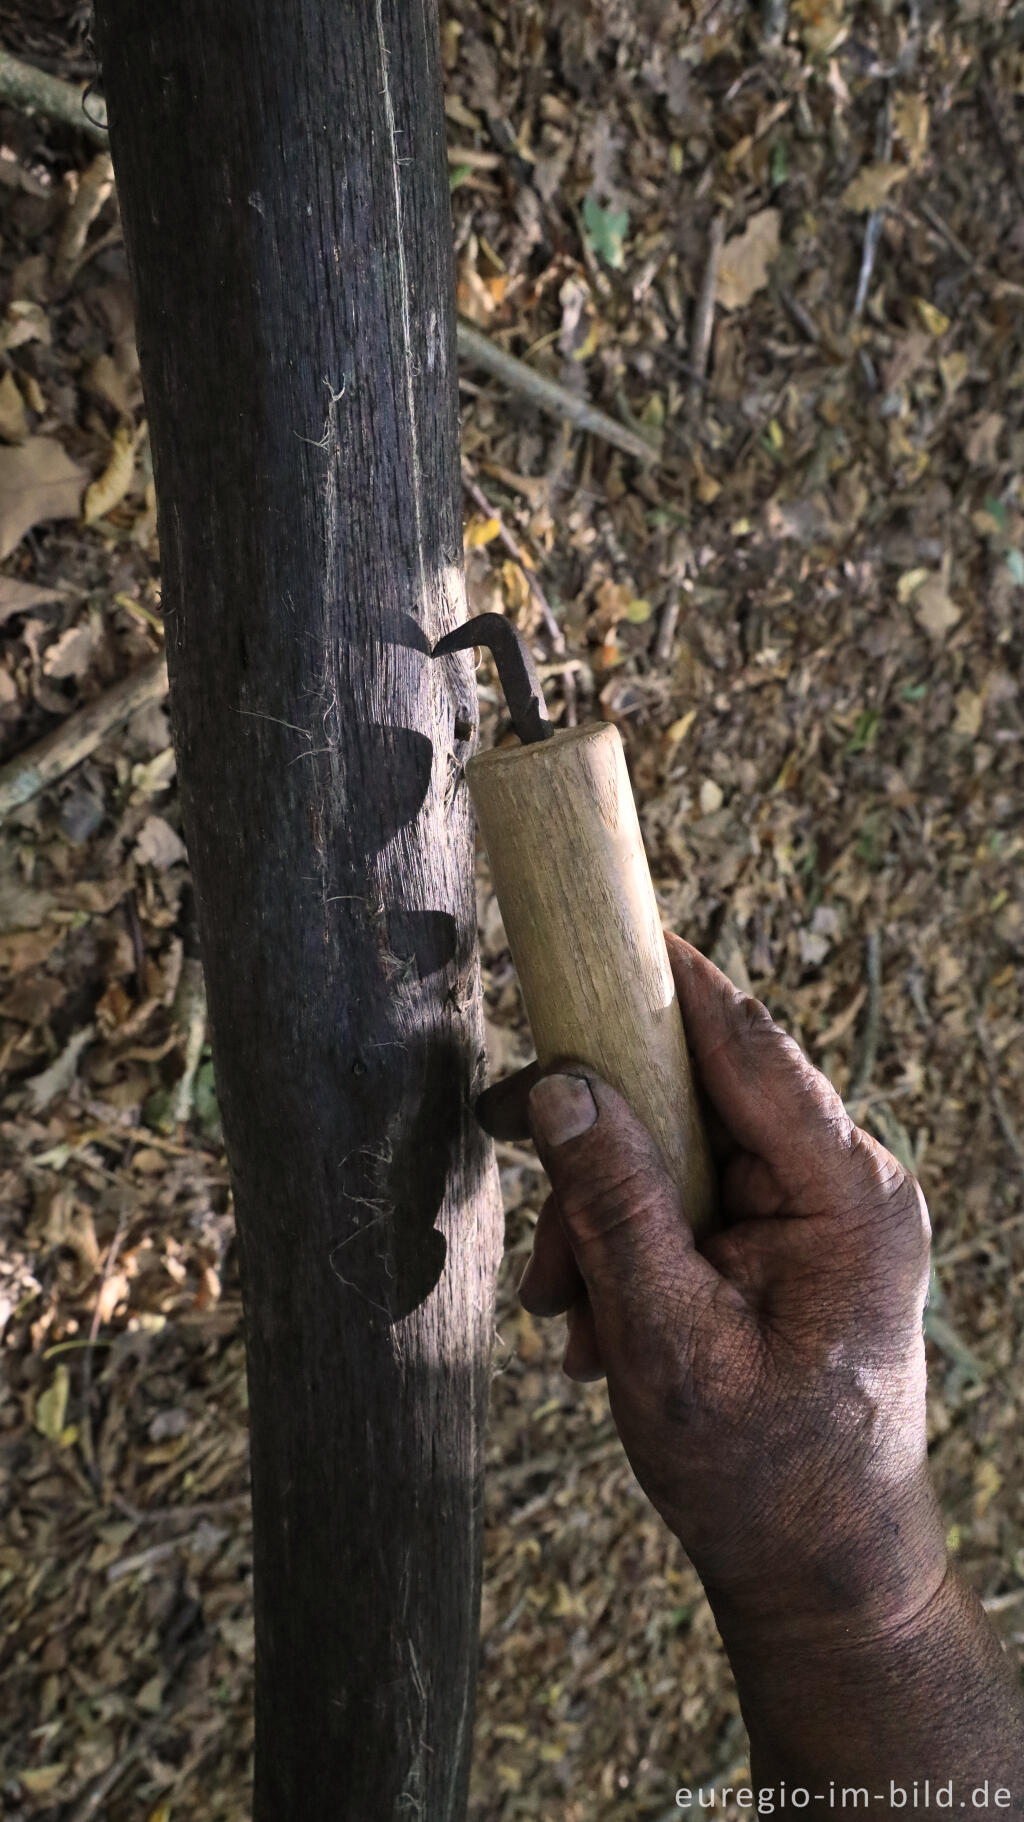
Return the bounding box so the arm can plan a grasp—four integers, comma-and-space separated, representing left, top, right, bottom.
476, 936, 946, 1648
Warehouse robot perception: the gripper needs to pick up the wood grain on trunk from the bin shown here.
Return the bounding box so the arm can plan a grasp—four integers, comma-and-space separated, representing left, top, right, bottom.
92, 4, 504, 1816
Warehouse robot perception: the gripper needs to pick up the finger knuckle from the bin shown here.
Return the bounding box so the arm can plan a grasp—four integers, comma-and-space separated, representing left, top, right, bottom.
558, 1154, 669, 1244
845, 1127, 931, 1255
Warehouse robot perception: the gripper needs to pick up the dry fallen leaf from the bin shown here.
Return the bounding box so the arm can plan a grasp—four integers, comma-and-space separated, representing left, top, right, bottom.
841, 162, 907, 213
794, 0, 847, 56
716, 209, 780, 311
892, 93, 930, 169
465, 515, 502, 549
34, 1364, 70, 1442
82, 350, 134, 417
0, 575, 68, 625
914, 575, 961, 639
17, 1766, 67, 1798
0, 436, 86, 560
965, 411, 1004, 469
0, 298, 50, 352
0, 369, 29, 443
953, 688, 984, 739
913, 297, 950, 337
134, 813, 188, 870
43, 619, 100, 679
938, 351, 969, 396
25, 1024, 95, 1112
83, 419, 137, 525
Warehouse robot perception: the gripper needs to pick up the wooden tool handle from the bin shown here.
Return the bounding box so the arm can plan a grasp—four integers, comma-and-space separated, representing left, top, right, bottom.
467, 722, 716, 1235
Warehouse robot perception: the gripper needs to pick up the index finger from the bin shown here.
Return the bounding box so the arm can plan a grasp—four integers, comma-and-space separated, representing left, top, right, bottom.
666, 934, 855, 1209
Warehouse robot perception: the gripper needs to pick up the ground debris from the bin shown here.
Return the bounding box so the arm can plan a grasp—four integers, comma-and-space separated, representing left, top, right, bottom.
0, 4, 1022, 1818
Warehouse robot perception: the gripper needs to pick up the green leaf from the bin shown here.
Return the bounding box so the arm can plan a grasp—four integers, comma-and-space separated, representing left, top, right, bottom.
847, 707, 880, 753
448, 164, 473, 192
35, 1365, 69, 1442
770, 139, 788, 188
1006, 547, 1024, 586
194, 1055, 222, 1140
902, 681, 928, 701
582, 194, 629, 270
984, 495, 1008, 532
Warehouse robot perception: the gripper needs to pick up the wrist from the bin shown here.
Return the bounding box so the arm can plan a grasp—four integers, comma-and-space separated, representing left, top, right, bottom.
712, 1565, 1024, 1807
696, 1474, 949, 1660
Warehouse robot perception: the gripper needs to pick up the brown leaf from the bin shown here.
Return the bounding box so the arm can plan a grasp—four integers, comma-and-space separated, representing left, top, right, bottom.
43, 619, 100, 680
134, 814, 188, 870
841, 162, 907, 213
0, 437, 86, 560
716, 210, 780, 311
0, 299, 50, 352
83, 420, 138, 525
965, 411, 1004, 469
914, 576, 961, 639
0, 370, 29, 444
0, 575, 68, 625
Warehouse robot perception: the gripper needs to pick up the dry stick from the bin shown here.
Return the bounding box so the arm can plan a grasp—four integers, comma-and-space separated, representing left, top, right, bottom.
0, 45, 108, 144
457, 320, 661, 464
80, 1204, 128, 1490
462, 465, 578, 726
853, 91, 893, 322
0, 653, 167, 820
687, 213, 725, 418
762, 0, 788, 45
654, 598, 680, 665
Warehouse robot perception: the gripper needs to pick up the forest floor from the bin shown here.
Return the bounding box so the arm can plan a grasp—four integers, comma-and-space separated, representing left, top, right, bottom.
0, 2, 1022, 1818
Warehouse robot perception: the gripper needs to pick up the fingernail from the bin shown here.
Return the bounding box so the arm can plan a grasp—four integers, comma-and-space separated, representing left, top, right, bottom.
528, 1073, 597, 1146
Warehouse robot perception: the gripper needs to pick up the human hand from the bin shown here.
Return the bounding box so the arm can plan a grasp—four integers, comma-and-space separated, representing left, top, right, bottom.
477, 936, 947, 1653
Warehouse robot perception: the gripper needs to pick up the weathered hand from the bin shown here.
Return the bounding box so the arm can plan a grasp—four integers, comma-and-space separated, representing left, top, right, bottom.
477, 935, 946, 1648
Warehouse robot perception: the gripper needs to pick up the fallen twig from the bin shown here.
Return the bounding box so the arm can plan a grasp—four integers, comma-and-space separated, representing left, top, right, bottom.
853, 93, 893, 322
654, 598, 681, 666
762, 0, 788, 45
0, 654, 167, 820
0, 45, 108, 145
457, 319, 661, 464
687, 213, 725, 418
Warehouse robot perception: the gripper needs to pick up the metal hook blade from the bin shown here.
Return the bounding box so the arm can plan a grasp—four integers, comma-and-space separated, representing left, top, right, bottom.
432, 612, 554, 746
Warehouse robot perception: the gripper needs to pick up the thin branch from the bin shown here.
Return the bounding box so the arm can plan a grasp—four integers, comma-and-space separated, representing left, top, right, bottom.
654, 598, 681, 666
0, 654, 167, 820
853, 92, 893, 321
0, 45, 108, 145
687, 213, 725, 418
457, 320, 661, 464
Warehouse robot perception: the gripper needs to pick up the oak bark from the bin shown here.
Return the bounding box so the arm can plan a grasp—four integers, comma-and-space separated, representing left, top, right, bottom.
92, 4, 503, 1816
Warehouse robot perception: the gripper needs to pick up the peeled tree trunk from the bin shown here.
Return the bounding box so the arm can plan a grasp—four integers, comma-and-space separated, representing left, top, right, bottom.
92, 4, 504, 1816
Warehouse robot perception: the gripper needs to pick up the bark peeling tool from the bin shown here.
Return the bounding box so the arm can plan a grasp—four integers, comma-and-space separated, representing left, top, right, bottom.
434, 612, 715, 1234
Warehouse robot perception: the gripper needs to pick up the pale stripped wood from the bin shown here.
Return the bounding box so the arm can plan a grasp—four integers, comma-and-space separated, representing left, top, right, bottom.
468, 722, 716, 1235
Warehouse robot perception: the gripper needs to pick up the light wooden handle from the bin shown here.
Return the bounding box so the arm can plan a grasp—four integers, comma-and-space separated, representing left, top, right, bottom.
467, 722, 716, 1235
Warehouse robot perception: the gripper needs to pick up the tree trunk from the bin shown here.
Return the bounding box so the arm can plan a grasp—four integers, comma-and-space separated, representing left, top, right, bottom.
92, 5, 503, 1817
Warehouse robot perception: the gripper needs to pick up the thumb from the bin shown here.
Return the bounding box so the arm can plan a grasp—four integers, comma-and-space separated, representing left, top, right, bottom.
527, 1070, 717, 1356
